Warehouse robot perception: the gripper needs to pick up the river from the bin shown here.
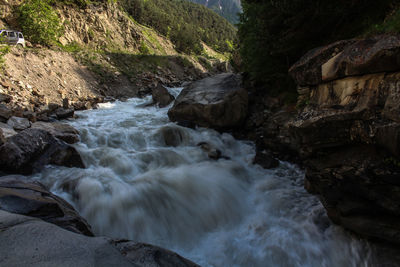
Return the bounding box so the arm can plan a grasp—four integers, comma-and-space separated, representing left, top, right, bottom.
31, 88, 372, 267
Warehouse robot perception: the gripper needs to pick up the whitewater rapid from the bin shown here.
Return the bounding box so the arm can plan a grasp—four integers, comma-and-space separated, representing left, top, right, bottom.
31, 89, 373, 267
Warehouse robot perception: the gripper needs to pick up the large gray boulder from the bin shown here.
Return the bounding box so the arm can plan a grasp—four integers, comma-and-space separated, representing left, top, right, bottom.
168, 73, 248, 129
0, 210, 200, 267
0, 175, 93, 236
31, 121, 80, 144
0, 128, 84, 174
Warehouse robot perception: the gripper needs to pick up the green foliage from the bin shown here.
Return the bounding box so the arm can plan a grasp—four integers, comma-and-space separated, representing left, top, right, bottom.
187, 0, 242, 25
139, 41, 152, 54
238, 0, 396, 93
367, 6, 400, 34
0, 45, 10, 68
17, 0, 64, 45
119, 0, 236, 55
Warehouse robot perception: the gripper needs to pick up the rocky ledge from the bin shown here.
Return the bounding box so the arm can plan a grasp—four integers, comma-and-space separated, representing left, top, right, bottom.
253, 34, 400, 244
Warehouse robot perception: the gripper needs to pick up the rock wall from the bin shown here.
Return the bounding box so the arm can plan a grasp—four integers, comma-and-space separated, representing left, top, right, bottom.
287, 35, 400, 244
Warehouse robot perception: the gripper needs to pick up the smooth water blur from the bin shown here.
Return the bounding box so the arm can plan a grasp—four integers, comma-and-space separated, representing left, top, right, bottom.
31, 89, 373, 267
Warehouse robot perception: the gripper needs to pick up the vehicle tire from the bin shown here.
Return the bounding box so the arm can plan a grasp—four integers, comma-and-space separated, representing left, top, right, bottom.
17, 44, 23, 48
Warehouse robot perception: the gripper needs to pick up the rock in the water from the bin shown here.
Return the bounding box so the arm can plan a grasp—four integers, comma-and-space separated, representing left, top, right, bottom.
7, 116, 31, 131
0, 129, 4, 146
152, 83, 175, 108
0, 128, 84, 174
0, 175, 93, 236
197, 142, 222, 160
112, 240, 200, 267
253, 150, 279, 169
56, 108, 75, 120
0, 104, 11, 123
31, 121, 80, 144
0, 210, 200, 267
168, 73, 248, 129
158, 126, 186, 147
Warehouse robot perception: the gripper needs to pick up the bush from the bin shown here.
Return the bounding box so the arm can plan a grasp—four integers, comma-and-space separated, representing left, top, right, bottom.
17, 0, 64, 46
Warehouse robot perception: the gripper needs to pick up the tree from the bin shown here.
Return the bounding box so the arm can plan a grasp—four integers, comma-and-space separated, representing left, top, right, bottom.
18, 0, 64, 46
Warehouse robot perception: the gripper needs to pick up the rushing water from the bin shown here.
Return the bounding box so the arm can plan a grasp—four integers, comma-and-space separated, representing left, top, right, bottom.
31, 89, 373, 267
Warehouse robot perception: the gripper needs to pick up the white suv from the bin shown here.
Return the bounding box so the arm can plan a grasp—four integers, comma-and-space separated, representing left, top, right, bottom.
0, 30, 26, 47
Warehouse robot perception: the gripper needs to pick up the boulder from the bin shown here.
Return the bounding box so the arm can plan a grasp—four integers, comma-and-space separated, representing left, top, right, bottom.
56, 108, 75, 120
31, 121, 80, 144
7, 116, 31, 131
0, 122, 16, 139
0, 128, 84, 174
168, 73, 248, 129
322, 35, 400, 82
158, 126, 186, 147
0, 104, 11, 123
289, 40, 355, 86
0, 175, 93, 236
0, 210, 200, 267
152, 83, 175, 108
112, 240, 200, 267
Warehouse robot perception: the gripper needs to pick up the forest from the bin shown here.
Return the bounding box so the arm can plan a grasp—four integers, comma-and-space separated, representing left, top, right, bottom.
238, 0, 399, 93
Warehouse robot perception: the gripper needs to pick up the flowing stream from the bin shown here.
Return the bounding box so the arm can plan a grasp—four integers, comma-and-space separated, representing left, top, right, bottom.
31, 89, 373, 267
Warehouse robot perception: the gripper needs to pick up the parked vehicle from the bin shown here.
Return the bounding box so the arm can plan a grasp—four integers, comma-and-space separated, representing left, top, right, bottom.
0, 30, 26, 47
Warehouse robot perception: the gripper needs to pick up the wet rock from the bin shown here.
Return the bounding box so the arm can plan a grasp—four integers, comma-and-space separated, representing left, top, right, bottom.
0, 122, 17, 139
31, 121, 80, 144
152, 83, 175, 108
0, 128, 84, 174
56, 108, 74, 120
7, 116, 31, 131
0, 175, 93, 236
158, 126, 185, 147
0, 209, 200, 267
112, 240, 200, 267
0, 104, 11, 123
168, 73, 248, 130
0, 129, 4, 146
197, 142, 222, 160
253, 150, 279, 169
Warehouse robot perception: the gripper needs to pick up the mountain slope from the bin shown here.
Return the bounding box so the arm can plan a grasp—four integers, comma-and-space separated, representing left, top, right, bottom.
187, 0, 242, 24
120, 0, 237, 54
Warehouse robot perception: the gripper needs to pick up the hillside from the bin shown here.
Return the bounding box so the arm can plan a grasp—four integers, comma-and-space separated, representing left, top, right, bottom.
120, 0, 237, 54
187, 0, 242, 25
0, 0, 232, 111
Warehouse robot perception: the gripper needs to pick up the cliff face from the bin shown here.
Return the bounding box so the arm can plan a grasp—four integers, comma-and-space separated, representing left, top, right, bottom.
288, 35, 400, 244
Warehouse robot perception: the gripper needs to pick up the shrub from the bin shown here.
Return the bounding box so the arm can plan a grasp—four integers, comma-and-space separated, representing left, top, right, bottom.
17, 0, 64, 46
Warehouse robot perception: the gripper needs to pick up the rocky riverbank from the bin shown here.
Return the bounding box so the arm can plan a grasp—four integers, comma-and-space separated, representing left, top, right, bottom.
238, 34, 400, 246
